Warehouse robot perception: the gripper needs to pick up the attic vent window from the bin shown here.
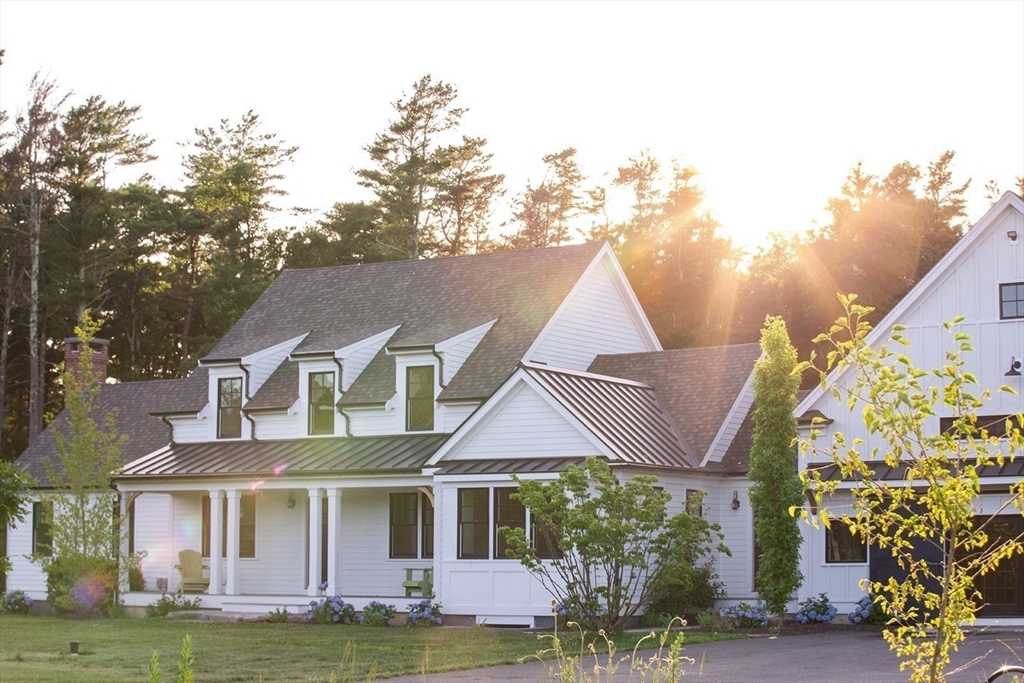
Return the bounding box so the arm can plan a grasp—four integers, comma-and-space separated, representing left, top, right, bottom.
1000, 283, 1024, 319
308, 371, 335, 435
217, 377, 243, 439
406, 366, 435, 432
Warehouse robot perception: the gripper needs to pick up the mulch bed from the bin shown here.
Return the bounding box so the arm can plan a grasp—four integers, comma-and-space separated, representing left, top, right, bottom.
721, 622, 887, 637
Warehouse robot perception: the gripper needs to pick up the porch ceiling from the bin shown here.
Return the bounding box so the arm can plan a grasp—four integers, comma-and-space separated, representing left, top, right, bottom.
118, 434, 449, 478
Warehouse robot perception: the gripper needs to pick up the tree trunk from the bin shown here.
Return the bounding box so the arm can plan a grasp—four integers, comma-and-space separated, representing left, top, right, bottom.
28, 180, 43, 441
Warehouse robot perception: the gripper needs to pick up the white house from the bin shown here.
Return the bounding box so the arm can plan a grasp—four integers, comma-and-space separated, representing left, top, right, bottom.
8, 242, 764, 624
794, 191, 1024, 622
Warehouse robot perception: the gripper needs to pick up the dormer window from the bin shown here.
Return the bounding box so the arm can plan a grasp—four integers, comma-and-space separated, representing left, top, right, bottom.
308, 371, 335, 435
217, 377, 243, 439
406, 366, 434, 431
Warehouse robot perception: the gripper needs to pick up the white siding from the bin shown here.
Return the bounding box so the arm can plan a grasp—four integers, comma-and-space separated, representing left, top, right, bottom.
244, 334, 306, 396
339, 327, 398, 392
715, 479, 758, 602
134, 493, 173, 591
528, 254, 655, 370
442, 402, 479, 433
346, 407, 396, 436
236, 490, 306, 594
448, 383, 599, 461
438, 320, 496, 385
168, 411, 209, 443
252, 411, 298, 440
5, 512, 47, 600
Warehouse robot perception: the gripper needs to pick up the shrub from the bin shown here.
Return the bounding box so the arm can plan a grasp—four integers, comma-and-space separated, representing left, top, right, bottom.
695, 609, 734, 632
146, 593, 202, 618
796, 592, 838, 624
406, 598, 442, 627
848, 595, 888, 625
2, 590, 33, 614
645, 560, 724, 621
721, 601, 768, 628
360, 600, 396, 627
308, 596, 357, 624
129, 566, 146, 592
267, 607, 290, 623
44, 555, 117, 615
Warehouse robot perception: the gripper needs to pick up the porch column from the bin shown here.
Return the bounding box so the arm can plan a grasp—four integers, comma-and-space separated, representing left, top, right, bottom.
208, 489, 224, 595
431, 485, 441, 603
307, 487, 323, 596
326, 488, 342, 595
225, 489, 241, 596
117, 492, 130, 594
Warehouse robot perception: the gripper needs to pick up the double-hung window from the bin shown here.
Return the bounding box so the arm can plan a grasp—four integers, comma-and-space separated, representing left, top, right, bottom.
494, 488, 525, 559
388, 492, 434, 559
308, 371, 335, 435
217, 377, 242, 439
406, 366, 434, 431
32, 501, 52, 557
456, 487, 562, 560
457, 488, 490, 559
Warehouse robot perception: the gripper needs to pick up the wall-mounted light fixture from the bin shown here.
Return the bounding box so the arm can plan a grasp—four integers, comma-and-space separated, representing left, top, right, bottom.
1008, 229, 1018, 242
1006, 357, 1022, 377
731, 490, 741, 510
286, 491, 296, 509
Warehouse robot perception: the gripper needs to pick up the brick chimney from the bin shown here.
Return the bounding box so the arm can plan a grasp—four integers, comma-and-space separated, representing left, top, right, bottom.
64, 337, 110, 383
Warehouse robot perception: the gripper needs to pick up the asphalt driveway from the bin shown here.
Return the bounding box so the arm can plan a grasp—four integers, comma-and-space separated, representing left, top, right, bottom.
385, 628, 1024, 682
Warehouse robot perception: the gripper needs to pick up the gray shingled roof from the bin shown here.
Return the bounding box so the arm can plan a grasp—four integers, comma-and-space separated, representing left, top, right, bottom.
15, 373, 208, 487
204, 243, 605, 405
246, 360, 300, 411
589, 344, 761, 468
522, 364, 697, 469
119, 434, 449, 479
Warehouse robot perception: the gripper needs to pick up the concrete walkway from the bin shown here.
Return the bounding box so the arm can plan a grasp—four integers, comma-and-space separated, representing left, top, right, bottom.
385, 629, 1024, 682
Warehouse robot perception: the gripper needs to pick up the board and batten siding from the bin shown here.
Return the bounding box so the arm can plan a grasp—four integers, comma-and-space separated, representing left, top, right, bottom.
528, 255, 655, 371
448, 383, 599, 461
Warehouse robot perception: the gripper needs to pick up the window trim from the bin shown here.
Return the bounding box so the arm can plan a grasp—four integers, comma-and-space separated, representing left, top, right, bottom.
824, 522, 868, 564
388, 491, 434, 560
308, 371, 336, 435
494, 487, 525, 560
940, 414, 1022, 439
389, 492, 419, 559
1000, 282, 1024, 320
457, 488, 490, 559
405, 366, 435, 432
202, 493, 256, 559
456, 486, 562, 560
217, 377, 243, 439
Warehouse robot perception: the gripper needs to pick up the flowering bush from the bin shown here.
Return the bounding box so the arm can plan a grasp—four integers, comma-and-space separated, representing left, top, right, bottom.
795, 592, 838, 624
848, 594, 888, 625
360, 600, 396, 626
721, 601, 768, 628
308, 596, 357, 625
2, 590, 33, 614
406, 598, 442, 627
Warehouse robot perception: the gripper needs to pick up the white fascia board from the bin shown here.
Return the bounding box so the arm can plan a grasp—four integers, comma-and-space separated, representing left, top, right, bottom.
700, 362, 759, 468
436, 319, 498, 353
796, 192, 1024, 417
433, 472, 562, 484
522, 243, 662, 363
426, 368, 615, 466
115, 474, 433, 493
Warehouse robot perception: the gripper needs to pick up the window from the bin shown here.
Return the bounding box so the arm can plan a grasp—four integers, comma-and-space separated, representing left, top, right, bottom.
1000, 283, 1024, 319
494, 488, 525, 559
308, 371, 335, 435
389, 493, 418, 558
32, 501, 52, 557
940, 415, 1022, 439
685, 489, 704, 518
825, 523, 867, 563
532, 517, 563, 560
202, 494, 256, 558
217, 377, 242, 439
406, 366, 434, 431
422, 495, 434, 559
128, 498, 136, 556
457, 488, 489, 559
389, 492, 434, 559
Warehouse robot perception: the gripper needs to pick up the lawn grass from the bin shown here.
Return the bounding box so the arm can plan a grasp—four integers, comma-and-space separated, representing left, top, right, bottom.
0, 614, 743, 682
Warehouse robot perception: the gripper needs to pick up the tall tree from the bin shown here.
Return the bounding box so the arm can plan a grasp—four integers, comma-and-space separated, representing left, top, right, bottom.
433, 136, 504, 256
747, 316, 803, 626
506, 148, 597, 250
356, 75, 466, 259
284, 201, 392, 269
180, 111, 297, 360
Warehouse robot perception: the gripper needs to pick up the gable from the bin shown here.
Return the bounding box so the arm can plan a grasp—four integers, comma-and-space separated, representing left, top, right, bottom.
438, 381, 606, 461
526, 247, 660, 371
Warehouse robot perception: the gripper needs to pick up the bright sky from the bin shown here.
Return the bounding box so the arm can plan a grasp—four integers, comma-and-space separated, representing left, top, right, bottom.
0, 0, 1021, 254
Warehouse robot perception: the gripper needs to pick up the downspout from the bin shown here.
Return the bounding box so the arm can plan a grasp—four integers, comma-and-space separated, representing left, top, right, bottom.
161, 415, 175, 446
240, 364, 257, 440
333, 357, 352, 437
430, 350, 447, 388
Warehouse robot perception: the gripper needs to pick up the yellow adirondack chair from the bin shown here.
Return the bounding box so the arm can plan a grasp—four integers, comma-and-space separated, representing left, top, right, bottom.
175, 549, 210, 594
